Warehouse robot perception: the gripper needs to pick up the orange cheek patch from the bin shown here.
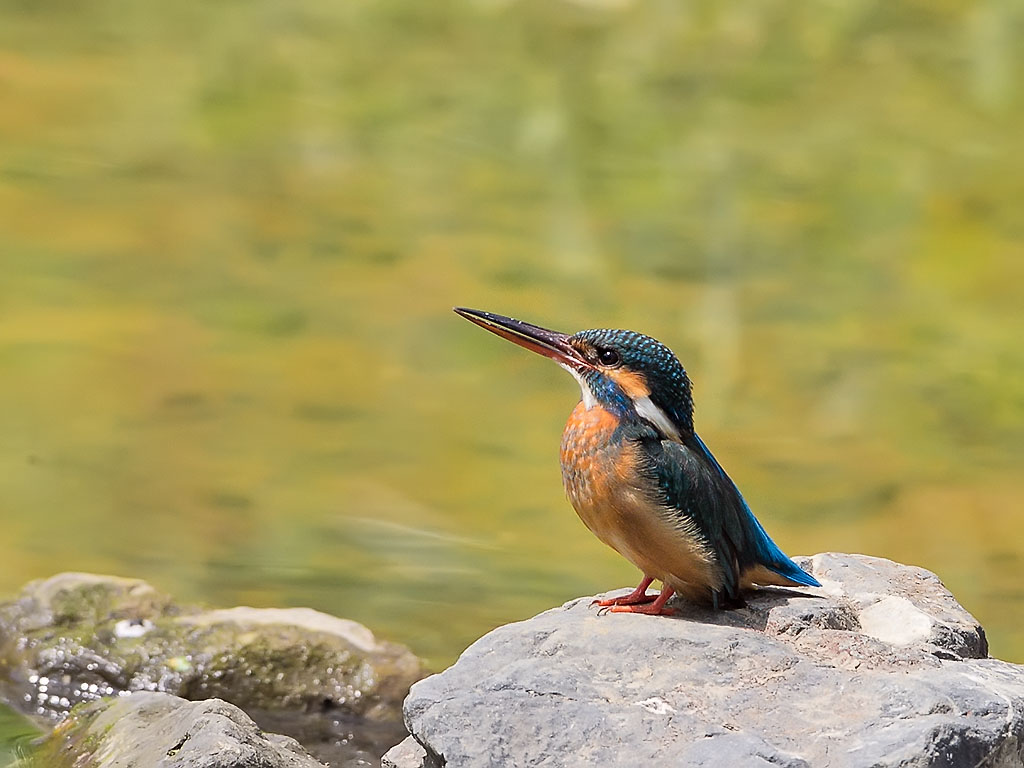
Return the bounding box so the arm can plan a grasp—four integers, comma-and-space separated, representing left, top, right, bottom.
608, 369, 650, 400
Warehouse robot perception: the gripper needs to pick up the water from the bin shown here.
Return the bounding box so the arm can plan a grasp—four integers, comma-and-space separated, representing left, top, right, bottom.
2, 1, 1022, 764
0, 706, 38, 766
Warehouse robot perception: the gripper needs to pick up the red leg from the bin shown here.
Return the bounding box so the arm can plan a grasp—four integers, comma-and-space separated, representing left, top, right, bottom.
609, 584, 675, 616
593, 576, 656, 607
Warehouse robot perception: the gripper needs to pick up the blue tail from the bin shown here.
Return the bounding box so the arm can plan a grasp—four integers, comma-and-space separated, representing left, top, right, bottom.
693, 434, 821, 588
745, 511, 821, 587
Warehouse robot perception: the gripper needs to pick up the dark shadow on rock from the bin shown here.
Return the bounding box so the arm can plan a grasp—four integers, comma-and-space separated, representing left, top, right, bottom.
250, 708, 409, 768
585, 584, 831, 635
668, 586, 824, 633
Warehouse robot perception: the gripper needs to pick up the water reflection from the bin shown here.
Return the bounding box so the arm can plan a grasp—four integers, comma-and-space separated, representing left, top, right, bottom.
1, 0, 1022, 764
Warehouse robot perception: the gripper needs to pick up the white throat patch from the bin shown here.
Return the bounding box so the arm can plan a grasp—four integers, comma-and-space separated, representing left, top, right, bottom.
634, 395, 682, 442
561, 364, 598, 410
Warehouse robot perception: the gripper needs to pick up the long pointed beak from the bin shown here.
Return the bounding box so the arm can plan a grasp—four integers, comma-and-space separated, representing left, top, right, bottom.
454, 308, 589, 370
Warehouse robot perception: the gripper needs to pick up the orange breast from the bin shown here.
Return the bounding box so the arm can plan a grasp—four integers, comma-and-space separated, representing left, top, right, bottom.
559, 402, 647, 557
559, 401, 721, 597
559, 402, 621, 509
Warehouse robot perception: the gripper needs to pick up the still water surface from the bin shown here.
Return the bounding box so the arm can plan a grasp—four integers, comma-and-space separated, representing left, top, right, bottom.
1, 0, 1022, 762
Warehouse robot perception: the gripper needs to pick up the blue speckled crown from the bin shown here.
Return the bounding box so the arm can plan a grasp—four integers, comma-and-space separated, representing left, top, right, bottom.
572, 328, 694, 432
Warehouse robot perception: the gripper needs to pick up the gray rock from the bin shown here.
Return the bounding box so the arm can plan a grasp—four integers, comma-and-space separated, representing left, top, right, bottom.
384, 553, 1024, 768
0, 572, 423, 724
32, 691, 325, 767
382, 737, 434, 768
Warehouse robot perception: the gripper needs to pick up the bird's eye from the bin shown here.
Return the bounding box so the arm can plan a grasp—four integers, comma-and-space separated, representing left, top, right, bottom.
597, 348, 620, 367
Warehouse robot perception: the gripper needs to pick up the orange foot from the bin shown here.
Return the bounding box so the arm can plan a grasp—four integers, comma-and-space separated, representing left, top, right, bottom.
609, 601, 675, 616
607, 584, 676, 616
592, 576, 655, 607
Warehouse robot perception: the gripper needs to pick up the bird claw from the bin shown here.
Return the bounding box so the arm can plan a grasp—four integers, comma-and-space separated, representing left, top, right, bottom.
589, 599, 613, 616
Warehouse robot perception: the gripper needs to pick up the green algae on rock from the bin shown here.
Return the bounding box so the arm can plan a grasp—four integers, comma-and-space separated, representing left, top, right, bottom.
0, 573, 424, 724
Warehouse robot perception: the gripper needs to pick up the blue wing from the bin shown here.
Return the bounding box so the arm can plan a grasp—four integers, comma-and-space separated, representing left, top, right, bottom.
643, 431, 820, 600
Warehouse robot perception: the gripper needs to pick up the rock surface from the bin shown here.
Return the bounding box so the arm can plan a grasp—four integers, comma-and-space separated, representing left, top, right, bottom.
0, 572, 422, 724
384, 553, 1024, 768
33, 691, 325, 768
382, 736, 432, 768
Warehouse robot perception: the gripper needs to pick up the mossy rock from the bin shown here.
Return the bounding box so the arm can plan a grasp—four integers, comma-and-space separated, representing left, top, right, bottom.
0, 573, 423, 725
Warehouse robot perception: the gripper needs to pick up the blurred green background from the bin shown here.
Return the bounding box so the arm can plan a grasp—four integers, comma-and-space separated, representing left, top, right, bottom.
1, 1, 1022, 752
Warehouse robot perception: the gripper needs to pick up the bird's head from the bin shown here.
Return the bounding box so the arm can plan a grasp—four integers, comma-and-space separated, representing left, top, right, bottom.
455, 308, 693, 439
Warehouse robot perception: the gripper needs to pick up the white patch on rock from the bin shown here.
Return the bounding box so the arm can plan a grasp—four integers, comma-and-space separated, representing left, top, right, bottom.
176, 607, 379, 652
858, 596, 934, 646
634, 697, 675, 715
808, 553, 852, 598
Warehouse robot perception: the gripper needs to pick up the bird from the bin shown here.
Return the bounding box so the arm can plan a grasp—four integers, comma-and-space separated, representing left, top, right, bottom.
454, 307, 821, 615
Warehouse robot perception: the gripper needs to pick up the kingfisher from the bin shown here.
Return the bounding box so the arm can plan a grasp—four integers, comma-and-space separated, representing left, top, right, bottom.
454, 307, 820, 615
